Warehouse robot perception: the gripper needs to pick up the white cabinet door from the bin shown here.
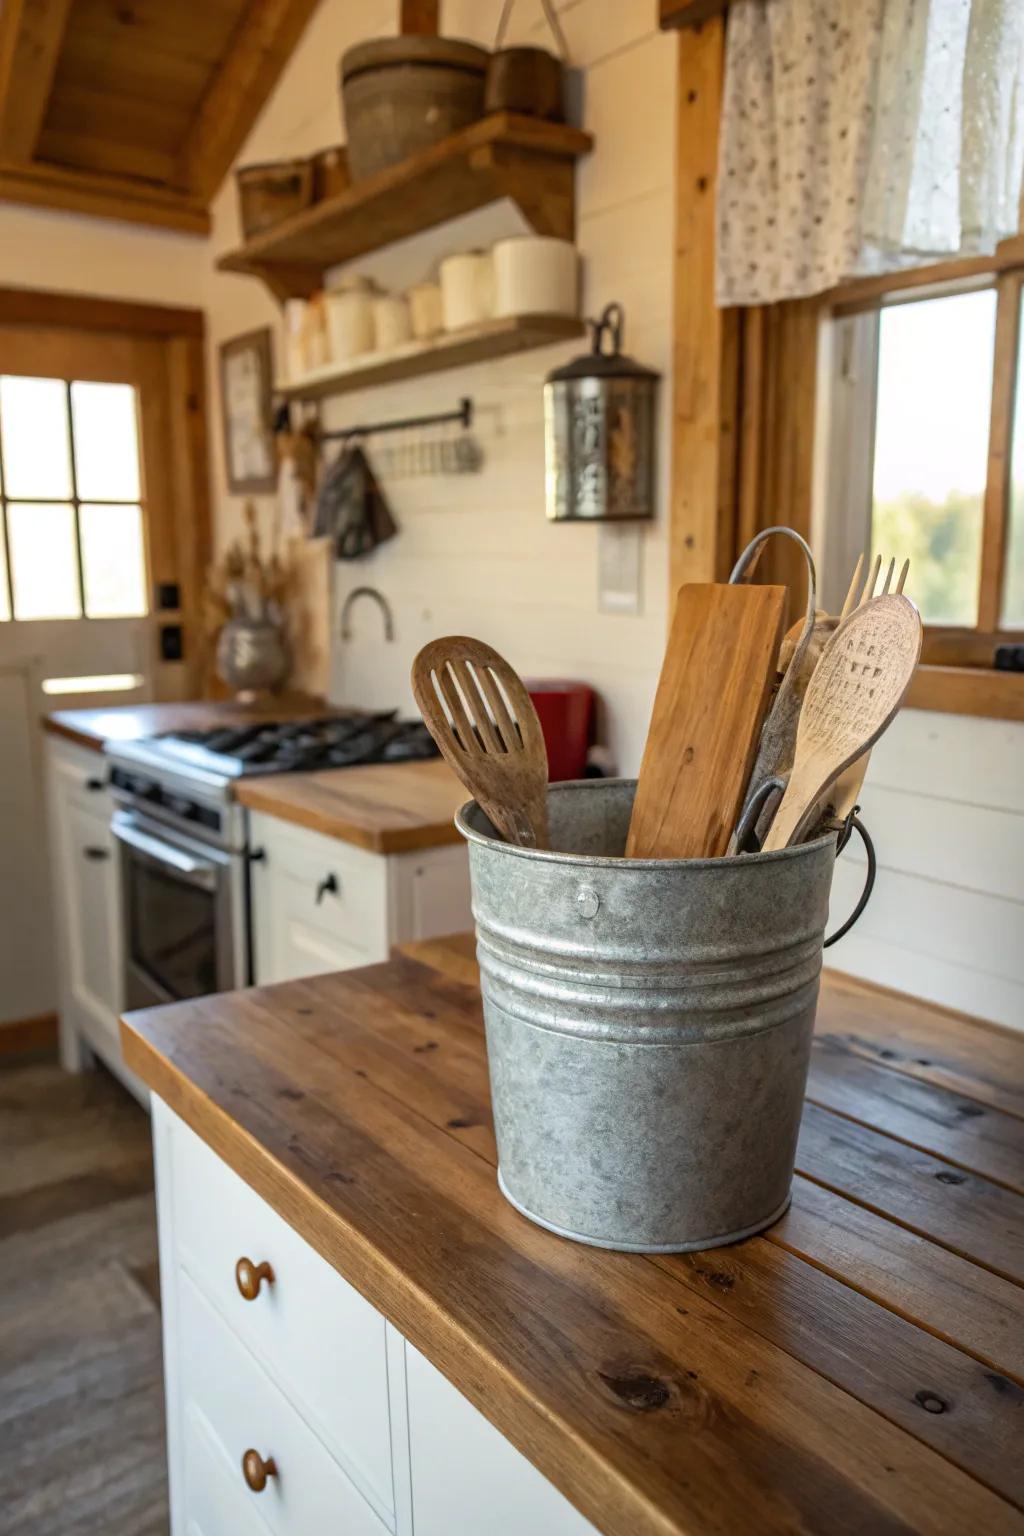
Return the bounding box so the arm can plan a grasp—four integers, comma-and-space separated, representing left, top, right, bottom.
249, 812, 390, 986
388, 846, 473, 945
405, 1344, 599, 1536
47, 738, 124, 1067
64, 797, 120, 1036
249, 811, 473, 989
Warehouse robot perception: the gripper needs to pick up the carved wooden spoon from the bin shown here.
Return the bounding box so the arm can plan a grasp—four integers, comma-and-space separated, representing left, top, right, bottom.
411, 636, 550, 849
761, 594, 922, 852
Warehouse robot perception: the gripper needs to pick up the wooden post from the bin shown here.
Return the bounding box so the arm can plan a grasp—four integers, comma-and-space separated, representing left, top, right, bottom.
400, 0, 439, 34
669, 17, 736, 592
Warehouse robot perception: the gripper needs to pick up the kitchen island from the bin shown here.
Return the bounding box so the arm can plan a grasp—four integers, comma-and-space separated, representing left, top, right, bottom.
122, 934, 1024, 1536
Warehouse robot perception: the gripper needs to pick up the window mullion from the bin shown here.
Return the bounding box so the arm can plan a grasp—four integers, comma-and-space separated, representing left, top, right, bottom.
0, 414, 13, 620
64, 379, 86, 618
977, 272, 1021, 633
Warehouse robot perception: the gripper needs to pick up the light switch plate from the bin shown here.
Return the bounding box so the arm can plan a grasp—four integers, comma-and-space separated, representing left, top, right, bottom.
598, 522, 644, 615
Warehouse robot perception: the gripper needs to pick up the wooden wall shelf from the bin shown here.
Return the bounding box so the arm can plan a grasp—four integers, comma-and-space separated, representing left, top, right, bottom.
278, 313, 584, 401
217, 114, 593, 301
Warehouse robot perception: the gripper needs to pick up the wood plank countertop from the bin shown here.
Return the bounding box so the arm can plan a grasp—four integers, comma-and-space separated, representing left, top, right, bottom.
121, 938, 1024, 1536
234, 758, 468, 853
43, 693, 329, 753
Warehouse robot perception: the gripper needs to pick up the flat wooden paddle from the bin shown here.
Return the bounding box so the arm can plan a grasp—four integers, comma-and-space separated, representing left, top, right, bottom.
411, 635, 550, 849
626, 582, 787, 859
761, 593, 922, 852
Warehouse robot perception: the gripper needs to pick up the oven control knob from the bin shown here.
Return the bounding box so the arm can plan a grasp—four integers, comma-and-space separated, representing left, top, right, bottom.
165, 793, 197, 821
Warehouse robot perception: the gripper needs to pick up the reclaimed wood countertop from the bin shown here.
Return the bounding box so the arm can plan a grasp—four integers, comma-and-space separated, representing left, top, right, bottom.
121, 937, 1024, 1536
234, 758, 467, 854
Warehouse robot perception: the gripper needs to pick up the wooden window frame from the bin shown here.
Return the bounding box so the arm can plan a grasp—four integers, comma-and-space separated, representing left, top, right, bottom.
666, 13, 1024, 720
823, 257, 1024, 683
0, 286, 212, 697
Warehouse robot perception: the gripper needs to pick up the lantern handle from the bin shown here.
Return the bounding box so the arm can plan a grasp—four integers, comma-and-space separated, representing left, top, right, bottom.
589, 302, 624, 358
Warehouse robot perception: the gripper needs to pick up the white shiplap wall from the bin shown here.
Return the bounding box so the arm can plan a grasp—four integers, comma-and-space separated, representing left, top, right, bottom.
826, 710, 1024, 1031
204, 0, 676, 777
321, 0, 676, 776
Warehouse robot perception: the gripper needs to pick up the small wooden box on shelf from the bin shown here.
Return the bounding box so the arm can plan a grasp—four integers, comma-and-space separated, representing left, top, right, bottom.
218, 113, 593, 303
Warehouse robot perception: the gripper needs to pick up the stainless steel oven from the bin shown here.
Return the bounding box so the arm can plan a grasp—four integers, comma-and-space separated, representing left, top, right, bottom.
107, 745, 251, 1009
112, 810, 246, 1009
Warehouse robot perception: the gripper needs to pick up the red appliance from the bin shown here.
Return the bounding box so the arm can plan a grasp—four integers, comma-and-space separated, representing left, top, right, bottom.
525, 681, 595, 781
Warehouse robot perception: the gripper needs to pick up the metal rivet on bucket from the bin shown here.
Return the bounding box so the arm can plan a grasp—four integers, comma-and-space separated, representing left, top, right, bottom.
456, 779, 838, 1254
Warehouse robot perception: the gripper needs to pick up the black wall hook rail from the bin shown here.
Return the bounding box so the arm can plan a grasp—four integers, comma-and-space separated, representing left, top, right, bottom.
316, 396, 473, 443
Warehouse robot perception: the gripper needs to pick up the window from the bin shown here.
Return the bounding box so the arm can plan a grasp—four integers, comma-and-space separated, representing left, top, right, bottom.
0, 376, 148, 622
823, 268, 1024, 668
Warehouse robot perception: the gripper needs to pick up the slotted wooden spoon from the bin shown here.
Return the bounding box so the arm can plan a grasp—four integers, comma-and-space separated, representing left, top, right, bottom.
411, 636, 550, 849
761, 594, 922, 852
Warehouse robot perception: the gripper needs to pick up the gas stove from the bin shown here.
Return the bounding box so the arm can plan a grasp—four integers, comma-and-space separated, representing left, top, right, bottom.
144, 710, 437, 779
103, 710, 440, 1007
106, 709, 437, 805
104, 709, 439, 865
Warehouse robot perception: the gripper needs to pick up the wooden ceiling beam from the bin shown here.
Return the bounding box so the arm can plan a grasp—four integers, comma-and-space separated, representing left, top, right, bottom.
174, 0, 321, 203
0, 0, 74, 160
0, 159, 210, 234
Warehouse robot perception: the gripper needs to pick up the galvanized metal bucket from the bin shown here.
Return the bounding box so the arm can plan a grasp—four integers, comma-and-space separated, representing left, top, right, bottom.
456, 779, 837, 1253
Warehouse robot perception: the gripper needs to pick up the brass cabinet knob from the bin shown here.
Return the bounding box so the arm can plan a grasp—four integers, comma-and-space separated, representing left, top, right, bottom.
241, 1448, 277, 1493
235, 1256, 274, 1301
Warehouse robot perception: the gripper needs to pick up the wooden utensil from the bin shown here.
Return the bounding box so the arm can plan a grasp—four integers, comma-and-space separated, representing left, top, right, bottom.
727, 527, 818, 854
411, 636, 550, 849
626, 582, 787, 859
761, 593, 922, 852
830, 554, 910, 820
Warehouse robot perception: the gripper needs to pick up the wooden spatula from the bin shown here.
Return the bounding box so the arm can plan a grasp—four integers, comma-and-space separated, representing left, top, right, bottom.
761, 593, 922, 852
411, 635, 550, 849
626, 583, 787, 859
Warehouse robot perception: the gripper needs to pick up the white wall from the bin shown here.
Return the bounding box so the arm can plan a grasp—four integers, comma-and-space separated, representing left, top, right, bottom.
826, 710, 1024, 1032
203, 0, 675, 776
0, 201, 207, 307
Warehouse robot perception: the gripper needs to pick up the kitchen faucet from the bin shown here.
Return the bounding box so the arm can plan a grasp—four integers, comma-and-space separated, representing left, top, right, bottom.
340, 585, 395, 643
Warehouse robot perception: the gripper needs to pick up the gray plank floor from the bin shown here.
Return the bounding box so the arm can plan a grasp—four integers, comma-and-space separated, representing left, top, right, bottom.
0, 1054, 168, 1535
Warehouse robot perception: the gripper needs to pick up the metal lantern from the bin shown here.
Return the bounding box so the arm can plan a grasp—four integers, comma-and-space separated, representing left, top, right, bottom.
544, 302, 660, 522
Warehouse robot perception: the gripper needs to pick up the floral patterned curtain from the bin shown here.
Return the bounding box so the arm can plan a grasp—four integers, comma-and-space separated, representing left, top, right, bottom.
716, 0, 1024, 306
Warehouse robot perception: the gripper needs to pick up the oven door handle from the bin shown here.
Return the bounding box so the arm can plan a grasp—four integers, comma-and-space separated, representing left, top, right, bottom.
111, 815, 219, 890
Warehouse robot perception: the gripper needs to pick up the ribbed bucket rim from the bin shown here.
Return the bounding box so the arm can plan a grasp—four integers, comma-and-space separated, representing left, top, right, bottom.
454, 777, 837, 871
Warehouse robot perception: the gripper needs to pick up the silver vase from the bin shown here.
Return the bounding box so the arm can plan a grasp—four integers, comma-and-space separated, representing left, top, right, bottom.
216, 618, 289, 699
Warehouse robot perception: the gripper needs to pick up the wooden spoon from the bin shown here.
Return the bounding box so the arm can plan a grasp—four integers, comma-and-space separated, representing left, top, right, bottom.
411, 636, 550, 849
761, 594, 922, 852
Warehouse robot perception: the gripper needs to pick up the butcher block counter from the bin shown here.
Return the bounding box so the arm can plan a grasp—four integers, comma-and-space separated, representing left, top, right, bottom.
235, 757, 467, 853
122, 934, 1024, 1536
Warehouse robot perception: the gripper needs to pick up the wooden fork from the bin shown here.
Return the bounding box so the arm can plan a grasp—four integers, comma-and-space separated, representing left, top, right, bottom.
830, 552, 910, 820
839, 551, 909, 620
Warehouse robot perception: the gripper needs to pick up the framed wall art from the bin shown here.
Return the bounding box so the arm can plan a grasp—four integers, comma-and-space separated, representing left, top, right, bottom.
219, 326, 276, 493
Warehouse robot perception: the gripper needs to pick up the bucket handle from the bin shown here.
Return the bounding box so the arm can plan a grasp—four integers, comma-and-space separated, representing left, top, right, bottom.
733, 779, 876, 949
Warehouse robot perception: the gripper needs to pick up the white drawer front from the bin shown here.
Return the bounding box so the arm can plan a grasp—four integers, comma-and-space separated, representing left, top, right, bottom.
179, 1269, 390, 1536
167, 1111, 395, 1525
184, 1406, 274, 1536
406, 1344, 599, 1536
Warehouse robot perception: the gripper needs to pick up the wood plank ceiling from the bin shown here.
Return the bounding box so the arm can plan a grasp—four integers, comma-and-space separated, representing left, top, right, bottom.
0, 0, 321, 234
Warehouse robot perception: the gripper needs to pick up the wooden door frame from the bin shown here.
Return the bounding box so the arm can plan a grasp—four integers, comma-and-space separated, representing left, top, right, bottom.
0, 286, 212, 698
